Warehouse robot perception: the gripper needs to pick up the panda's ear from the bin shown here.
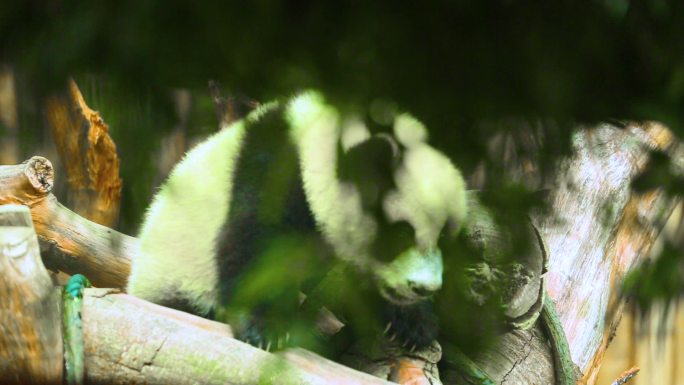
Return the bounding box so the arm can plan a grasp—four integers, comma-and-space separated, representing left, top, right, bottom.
394, 114, 428, 147
337, 135, 400, 209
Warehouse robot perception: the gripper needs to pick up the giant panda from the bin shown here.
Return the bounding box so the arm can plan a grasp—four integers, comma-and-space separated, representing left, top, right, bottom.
127, 91, 467, 354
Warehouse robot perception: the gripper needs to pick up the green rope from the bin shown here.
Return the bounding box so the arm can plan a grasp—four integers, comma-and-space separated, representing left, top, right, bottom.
541, 291, 581, 385
63, 274, 91, 385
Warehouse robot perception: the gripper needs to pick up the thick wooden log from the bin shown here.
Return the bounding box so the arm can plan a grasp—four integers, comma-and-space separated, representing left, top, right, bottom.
0, 205, 62, 384
82, 288, 391, 385
0, 157, 133, 288
45, 79, 122, 227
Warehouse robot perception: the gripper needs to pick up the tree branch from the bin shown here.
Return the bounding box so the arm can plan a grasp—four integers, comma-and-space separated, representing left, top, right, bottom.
0, 157, 133, 288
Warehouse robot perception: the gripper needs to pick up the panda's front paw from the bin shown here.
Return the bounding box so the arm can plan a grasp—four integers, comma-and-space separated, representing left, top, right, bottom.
384, 321, 436, 353
238, 317, 292, 352
236, 315, 300, 351
383, 302, 439, 352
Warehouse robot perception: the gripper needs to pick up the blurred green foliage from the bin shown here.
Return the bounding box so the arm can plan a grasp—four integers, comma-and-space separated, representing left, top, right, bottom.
1, 0, 683, 126
623, 239, 684, 325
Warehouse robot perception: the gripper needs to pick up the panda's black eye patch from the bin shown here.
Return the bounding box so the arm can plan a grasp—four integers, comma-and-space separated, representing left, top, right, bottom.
372, 219, 415, 263
337, 136, 398, 209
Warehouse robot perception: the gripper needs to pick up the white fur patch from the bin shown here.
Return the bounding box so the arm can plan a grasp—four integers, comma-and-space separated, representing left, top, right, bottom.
394, 113, 428, 147
340, 117, 371, 151
385, 143, 467, 249
286, 93, 376, 263
128, 104, 279, 314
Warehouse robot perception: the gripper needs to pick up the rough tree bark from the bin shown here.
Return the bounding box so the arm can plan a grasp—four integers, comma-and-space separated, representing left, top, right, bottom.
540, 123, 681, 384
81, 288, 391, 385
450, 122, 681, 384
0, 121, 680, 384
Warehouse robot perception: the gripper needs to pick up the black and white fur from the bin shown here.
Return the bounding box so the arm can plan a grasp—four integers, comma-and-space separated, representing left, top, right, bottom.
127, 92, 467, 351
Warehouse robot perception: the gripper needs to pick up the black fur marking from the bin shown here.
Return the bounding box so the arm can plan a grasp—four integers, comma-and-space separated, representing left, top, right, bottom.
157, 289, 214, 318
337, 135, 398, 210
213, 106, 333, 348
216, 107, 314, 298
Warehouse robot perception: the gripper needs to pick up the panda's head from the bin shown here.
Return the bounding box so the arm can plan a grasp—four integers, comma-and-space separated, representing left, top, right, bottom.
339, 114, 467, 307
288, 93, 467, 307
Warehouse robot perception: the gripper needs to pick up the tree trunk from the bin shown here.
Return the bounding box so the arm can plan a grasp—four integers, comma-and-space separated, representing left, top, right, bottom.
0, 205, 62, 384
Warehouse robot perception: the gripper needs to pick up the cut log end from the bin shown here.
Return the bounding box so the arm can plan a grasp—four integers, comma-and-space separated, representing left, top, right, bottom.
23, 156, 54, 195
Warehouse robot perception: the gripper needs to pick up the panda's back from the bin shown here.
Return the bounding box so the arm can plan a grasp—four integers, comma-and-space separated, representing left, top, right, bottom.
128, 101, 323, 316
128, 114, 250, 315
